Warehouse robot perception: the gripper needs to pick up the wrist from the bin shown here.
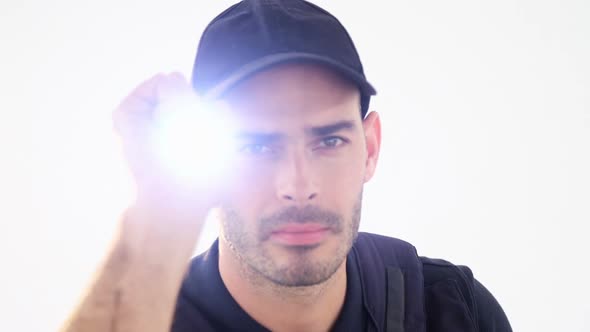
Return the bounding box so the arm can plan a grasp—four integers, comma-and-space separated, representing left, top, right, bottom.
119, 200, 208, 267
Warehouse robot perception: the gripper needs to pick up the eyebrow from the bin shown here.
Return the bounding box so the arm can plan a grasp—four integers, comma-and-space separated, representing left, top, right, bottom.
235, 132, 285, 143
306, 120, 356, 137
235, 120, 357, 142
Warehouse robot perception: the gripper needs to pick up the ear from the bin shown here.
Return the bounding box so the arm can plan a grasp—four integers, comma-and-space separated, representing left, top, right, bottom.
362, 111, 382, 183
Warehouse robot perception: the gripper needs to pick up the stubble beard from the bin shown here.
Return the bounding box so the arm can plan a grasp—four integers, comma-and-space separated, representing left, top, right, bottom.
220, 193, 363, 289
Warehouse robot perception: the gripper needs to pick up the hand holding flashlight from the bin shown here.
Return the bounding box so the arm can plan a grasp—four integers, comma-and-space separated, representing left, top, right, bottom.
61, 73, 225, 332
113, 72, 226, 235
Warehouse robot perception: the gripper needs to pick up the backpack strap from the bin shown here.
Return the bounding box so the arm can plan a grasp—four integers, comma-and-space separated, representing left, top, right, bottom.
352, 232, 427, 332
385, 266, 405, 332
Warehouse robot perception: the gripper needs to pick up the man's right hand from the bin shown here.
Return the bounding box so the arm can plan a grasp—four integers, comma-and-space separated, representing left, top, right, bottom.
112, 72, 222, 261
61, 73, 216, 332
114, 72, 220, 209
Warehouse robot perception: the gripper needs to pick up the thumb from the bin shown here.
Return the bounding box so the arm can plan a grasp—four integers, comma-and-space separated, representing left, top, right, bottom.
155, 72, 194, 103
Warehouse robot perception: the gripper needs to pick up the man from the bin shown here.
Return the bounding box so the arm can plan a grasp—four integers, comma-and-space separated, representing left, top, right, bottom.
62, 0, 512, 331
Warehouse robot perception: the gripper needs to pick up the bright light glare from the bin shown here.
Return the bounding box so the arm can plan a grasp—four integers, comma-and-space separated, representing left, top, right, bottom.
151, 96, 236, 183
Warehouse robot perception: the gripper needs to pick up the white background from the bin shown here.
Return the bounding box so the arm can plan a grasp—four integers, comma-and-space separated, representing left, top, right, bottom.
1, 0, 589, 331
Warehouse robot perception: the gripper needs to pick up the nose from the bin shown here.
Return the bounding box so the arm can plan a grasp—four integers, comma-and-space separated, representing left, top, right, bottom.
275, 150, 318, 203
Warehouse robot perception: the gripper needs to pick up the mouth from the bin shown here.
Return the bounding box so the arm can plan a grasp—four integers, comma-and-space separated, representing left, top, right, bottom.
270, 224, 331, 246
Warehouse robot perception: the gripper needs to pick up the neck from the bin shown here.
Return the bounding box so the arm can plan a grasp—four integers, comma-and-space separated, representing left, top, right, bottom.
218, 239, 348, 332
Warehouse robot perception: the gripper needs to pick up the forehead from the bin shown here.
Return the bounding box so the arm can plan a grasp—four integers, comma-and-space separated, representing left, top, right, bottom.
220, 63, 361, 132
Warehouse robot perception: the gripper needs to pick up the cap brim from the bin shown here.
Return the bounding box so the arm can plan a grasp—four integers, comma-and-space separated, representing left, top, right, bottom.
201, 52, 377, 100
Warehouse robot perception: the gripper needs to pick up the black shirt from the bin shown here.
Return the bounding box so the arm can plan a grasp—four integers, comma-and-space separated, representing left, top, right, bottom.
173, 233, 513, 331
172, 240, 367, 331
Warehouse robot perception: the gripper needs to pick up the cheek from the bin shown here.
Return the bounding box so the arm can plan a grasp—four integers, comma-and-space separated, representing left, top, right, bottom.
318, 143, 367, 179
219, 162, 274, 220
317, 156, 365, 199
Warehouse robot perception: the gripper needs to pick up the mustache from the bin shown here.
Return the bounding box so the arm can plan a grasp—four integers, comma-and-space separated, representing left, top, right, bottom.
258, 205, 344, 240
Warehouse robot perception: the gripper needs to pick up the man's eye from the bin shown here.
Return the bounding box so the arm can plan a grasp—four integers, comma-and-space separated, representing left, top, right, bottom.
318, 136, 346, 148
239, 144, 272, 155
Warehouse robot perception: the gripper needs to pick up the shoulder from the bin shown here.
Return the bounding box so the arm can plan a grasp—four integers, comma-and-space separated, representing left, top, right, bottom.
353, 233, 512, 331
420, 256, 475, 286
353, 232, 419, 260
420, 256, 512, 332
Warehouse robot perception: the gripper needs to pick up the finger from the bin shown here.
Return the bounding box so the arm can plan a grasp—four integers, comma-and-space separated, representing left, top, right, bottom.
113, 73, 168, 136
155, 72, 193, 102
113, 100, 153, 138
119, 73, 166, 109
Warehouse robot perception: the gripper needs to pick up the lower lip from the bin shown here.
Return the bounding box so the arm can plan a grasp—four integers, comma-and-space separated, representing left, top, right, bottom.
270, 229, 330, 246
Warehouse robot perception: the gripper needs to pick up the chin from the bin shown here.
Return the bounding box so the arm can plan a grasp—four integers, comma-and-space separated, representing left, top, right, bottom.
262, 238, 346, 286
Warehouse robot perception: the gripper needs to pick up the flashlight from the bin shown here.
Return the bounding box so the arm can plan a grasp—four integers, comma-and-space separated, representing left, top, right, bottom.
151, 95, 236, 182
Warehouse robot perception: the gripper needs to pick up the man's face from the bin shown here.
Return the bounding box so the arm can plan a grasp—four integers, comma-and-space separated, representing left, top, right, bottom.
217, 63, 381, 287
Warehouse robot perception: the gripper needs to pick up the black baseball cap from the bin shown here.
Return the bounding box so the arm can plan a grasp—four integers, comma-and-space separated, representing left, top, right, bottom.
191, 0, 377, 116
